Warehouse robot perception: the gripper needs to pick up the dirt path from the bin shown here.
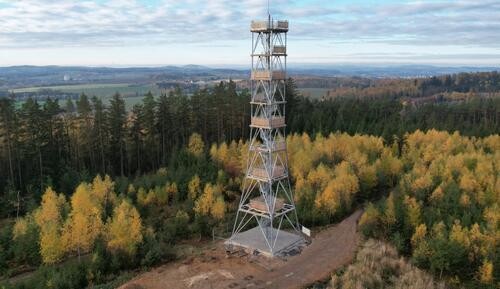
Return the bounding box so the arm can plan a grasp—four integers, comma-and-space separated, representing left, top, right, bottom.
119, 209, 363, 289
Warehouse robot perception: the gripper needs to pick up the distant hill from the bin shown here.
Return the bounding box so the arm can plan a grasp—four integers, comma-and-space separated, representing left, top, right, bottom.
287, 64, 499, 78
0, 65, 247, 89
0, 64, 498, 90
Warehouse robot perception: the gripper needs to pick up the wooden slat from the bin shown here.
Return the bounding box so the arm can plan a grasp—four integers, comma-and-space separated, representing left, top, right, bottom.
251, 116, 285, 128
249, 166, 286, 179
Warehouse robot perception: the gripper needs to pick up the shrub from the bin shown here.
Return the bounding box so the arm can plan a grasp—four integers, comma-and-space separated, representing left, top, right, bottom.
327, 239, 446, 289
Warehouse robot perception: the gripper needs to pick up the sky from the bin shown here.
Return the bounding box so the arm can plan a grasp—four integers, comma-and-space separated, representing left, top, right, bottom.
0, 0, 499, 67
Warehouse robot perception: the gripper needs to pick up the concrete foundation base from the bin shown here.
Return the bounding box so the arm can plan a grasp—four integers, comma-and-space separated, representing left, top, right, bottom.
226, 226, 304, 257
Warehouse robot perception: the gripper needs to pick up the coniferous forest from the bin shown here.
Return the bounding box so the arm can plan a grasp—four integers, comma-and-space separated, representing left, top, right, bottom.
0, 72, 499, 289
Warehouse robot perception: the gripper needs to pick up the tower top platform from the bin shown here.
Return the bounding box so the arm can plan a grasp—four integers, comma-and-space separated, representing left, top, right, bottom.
251, 20, 288, 32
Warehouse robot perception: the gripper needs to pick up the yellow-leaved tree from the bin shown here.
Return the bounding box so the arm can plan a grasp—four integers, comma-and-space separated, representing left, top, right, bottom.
188, 174, 201, 201
91, 174, 116, 209
194, 183, 215, 216
315, 162, 359, 214
164, 182, 178, 205
478, 259, 493, 284
383, 192, 397, 227
211, 197, 226, 220
62, 183, 104, 258
194, 183, 226, 220
137, 187, 148, 207
404, 196, 422, 229
106, 200, 143, 255
12, 214, 34, 240
188, 133, 205, 157
34, 187, 67, 264
411, 223, 427, 248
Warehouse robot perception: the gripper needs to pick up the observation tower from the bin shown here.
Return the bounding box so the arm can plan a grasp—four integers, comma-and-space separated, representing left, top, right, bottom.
226, 15, 305, 257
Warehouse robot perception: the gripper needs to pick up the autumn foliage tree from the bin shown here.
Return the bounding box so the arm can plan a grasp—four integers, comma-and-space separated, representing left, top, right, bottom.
34, 187, 67, 264
188, 133, 205, 158
188, 174, 201, 201
62, 183, 104, 258
359, 130, 499, 286
106, 200, 143, 256
194, 183, 226, 221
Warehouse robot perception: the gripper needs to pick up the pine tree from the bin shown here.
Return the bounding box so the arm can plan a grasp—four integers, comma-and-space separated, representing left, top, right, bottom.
108, 93, 127, 176
64, 98, 75, 113
92, 96, 107, 173
0, 97, 17, 186
141, 91, 158, 170
129, 103, 144, 173
43, 98, 66, 181
156, 93, 170, 164
76, 93, 95, 171
20, 98, 46, 190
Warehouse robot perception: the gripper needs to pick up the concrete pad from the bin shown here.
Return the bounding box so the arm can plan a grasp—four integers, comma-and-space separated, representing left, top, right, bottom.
226, 226, 304, 257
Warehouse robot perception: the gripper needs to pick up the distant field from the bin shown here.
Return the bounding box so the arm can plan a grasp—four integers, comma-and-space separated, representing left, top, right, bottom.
12, 84, 330, 108
15, 95, 150, 111
11, 83, 163, 97
299, 87, 329, 99
11, 83, 167, 110
106, 96, 145, 110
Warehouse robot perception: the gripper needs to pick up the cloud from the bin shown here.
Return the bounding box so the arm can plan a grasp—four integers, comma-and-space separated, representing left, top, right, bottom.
287, 0, 500, 47
0, 0, 498, 49
0, 0, 253, 48
0, 0, 499, 66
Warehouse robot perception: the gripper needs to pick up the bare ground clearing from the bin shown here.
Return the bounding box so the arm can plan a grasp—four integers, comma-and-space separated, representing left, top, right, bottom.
119, 209, 363, 289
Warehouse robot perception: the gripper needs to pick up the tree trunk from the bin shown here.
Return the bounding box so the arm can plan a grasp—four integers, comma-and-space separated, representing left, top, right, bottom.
120, 141, 124, 176
38, 146, 43, 187
16, 190, 20, 219
6, 131, 14, 184
99, 126, 105, 173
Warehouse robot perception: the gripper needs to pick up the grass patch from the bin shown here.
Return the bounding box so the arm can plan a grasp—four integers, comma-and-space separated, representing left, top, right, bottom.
10, 83, 163, 98
324, 239, 447, 289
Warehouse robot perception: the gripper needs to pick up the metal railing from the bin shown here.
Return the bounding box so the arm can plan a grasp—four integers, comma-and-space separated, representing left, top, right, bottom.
251, 20, 289, 31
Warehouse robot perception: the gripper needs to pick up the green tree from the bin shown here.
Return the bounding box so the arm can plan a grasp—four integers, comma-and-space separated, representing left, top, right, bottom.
141, 91, 158, 170
92, 96, 108, 173
107, 93, 127, 176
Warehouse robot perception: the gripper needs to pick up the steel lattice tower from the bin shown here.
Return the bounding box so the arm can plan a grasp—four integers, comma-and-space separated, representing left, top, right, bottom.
226, 16, 303, 257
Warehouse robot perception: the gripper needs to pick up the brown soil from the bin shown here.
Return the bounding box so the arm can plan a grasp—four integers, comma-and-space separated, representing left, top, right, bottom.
119, 209, 363, 289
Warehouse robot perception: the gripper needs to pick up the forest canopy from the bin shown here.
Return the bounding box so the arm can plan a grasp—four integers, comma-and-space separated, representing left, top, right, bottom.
1, 129, 497, 289
0, 72, 499, 288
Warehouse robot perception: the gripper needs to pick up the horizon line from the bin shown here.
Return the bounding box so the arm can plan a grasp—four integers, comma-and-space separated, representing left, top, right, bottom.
1, 63, 499, 69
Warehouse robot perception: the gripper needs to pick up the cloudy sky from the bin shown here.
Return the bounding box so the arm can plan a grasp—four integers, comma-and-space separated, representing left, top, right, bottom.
0, 0, 499, 66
